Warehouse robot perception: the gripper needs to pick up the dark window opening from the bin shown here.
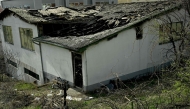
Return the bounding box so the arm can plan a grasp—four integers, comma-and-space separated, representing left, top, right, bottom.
136, 26, 143, 40
24, 68, 39, 80
7, 59, 17, 68
72, 53, 83, 88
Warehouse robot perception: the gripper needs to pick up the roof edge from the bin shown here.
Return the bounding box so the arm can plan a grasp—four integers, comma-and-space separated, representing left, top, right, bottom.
33, 38, 79, 52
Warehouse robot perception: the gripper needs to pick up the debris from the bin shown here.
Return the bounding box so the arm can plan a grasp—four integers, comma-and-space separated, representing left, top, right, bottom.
57, 90, 64, 96
34, 97, 40, 101
65, 96, 82, 101
84, 96, 94, 101
47, 90, 53, 97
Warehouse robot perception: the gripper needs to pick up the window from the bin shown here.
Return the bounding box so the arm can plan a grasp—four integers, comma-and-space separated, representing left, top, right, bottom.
24, 68, 39, 80
159, 22, 182, 44
7, 59, 17, 68
136, 26, 143, 40
96, 2, 109, 5
2, 25, 13, 44
19, 27, 35, 51
69, 2, 83, 6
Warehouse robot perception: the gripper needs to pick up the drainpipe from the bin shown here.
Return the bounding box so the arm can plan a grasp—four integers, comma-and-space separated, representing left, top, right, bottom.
1, 1, 4, 9
83, 51, 88, 92
39, 42, 45, 84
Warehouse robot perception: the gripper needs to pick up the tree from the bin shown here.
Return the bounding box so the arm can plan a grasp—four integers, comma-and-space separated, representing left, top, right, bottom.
149, 3, 190, 68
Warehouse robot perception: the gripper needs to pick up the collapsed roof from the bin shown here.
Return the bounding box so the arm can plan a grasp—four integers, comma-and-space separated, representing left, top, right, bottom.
0, 7, 93, 24
0, 1, 182, 52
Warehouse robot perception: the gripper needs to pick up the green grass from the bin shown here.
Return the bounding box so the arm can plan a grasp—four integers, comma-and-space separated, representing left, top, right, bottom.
14, 82, 36, 90
20, 106, 41, 109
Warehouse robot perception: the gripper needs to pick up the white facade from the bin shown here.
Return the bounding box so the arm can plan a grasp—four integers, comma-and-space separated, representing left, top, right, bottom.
0, 14, 44, 85
81, 9, 185, 91
83, 22, 171, 90
41, 43, 73, 84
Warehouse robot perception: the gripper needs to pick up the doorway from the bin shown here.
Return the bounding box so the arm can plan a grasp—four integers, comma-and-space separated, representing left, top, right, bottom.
72, 53, 83, 88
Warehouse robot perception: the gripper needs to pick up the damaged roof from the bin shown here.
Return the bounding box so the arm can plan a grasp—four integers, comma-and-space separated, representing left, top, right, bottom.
0, 1, 182, 52
0, 7, 93, 24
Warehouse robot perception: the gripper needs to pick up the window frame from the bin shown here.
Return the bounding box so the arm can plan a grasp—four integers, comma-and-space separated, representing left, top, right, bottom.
2, 25, 14, 44
19, 27, 35, 51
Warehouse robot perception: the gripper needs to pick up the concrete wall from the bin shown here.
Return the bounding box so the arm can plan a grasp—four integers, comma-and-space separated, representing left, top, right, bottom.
1, 0, 35, 9
41, 43, 74, 84
83, 9, 186, 91
55, 0, 65, 7
118, 0, 131, 3
0, 15, 44, 85
34, 0, 42, 9
42, 0, 55, 4
131, 0, 166, 2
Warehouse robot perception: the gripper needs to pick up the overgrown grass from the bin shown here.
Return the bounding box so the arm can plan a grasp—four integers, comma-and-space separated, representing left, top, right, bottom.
20, 106, 41, 109
2, 60, 190, 108
14, 81, 36, 90
66, 60, 190, 108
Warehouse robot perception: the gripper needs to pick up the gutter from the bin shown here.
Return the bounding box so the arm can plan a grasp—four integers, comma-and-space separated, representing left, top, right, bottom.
32, 38, 79, 52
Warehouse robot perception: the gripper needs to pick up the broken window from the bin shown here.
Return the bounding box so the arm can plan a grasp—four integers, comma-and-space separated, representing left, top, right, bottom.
2, 25, 13, 44
7, 59, 17, 68
136, 26, 143, 40
19, 27, 35, 51
79, 2, 83, 5
69, 2, 83, 6
96, 2, 109, 5
159, 22, 182, 44
24, 68, 39, 80
38, 25, 43, 36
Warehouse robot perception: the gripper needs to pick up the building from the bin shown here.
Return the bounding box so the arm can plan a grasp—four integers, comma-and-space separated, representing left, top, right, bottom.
0, 1, 185, 91
1, 0, 167, 9
1, 0, 57, 9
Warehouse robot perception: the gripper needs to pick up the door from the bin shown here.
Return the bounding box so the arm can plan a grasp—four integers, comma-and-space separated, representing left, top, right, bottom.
72, 53, 83, 88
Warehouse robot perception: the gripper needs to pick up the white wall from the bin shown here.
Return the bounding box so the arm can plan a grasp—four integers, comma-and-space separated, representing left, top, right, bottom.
84, 9, 186, 87
0, 15, 44, 84
41, 43, 74, 83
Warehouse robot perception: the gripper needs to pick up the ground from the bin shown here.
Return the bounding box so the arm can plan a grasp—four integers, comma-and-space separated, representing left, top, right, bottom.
1, 66, 190, 109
